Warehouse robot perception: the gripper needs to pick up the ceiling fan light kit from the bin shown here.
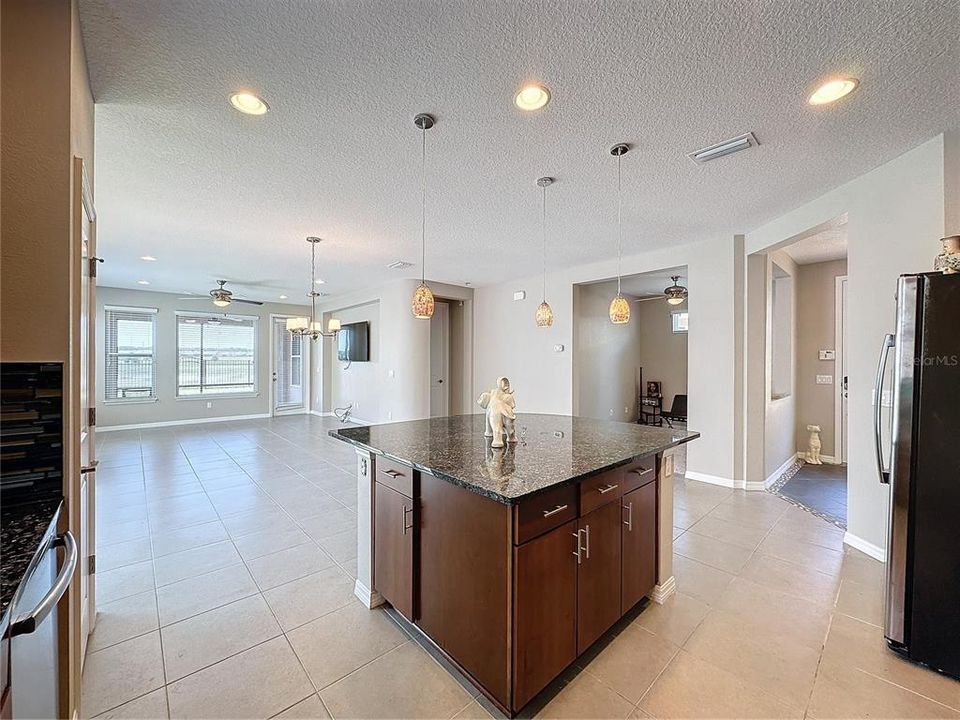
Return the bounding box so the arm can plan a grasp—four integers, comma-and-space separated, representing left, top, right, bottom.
287, 237, 341, 340
664, 275, 688, 305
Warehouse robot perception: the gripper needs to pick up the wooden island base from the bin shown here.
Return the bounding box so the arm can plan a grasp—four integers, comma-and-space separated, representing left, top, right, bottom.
372, 453, 662, 716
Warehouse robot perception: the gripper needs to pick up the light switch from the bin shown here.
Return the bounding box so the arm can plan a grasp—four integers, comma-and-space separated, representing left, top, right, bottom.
816, 375, 833, 385
819, 349, 836, 360
513, 290, 526, 301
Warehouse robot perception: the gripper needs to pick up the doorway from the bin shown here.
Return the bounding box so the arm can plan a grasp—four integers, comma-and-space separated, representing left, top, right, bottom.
270, 315, 307, 415
429, 301, 450, 417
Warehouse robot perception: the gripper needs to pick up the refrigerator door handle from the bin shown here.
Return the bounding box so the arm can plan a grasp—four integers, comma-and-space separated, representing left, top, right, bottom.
10, 531, 77, 637
874, 333, 895, 484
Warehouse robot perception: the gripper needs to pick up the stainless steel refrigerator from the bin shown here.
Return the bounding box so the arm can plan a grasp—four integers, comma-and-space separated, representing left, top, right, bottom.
875, 271, 960, 679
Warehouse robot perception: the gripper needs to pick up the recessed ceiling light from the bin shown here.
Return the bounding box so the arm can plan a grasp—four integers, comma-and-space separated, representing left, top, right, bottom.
515, 84, 551, 111
279, 294, 288, 299
229, 91, 269, 115
137, 280, 150, 285
314, 279, 325, 285
808, 77, 859, 106
140, 255, 157, 262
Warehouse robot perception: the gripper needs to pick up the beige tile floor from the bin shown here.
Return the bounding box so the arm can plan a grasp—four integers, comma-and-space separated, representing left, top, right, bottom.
83, 416, 960, 719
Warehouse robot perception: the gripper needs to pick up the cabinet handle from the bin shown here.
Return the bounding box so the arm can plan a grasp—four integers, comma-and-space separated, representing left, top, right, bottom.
598, 483, 619, 495
401, 504, 415, 534
383, 469, 403, 478
584, 524, 591, 558
623, 501, 633, 531
542, 504, 569, 518
629, 467, 653, 477
572, 531, 582, 564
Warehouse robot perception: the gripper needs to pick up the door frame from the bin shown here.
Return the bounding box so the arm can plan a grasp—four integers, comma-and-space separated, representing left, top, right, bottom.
834, 274, 848, 464
268, 313, 310, 416
429, 301, 450, 417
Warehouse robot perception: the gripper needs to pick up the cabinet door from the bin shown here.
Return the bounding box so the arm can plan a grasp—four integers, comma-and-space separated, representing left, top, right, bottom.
621, 482, 657, 613
513, 519, 578, 711
374, 482, 414, 620
577, 501, 622, 654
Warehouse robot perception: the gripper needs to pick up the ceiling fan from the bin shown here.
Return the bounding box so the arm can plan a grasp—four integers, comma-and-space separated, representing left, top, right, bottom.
633, 276, 688, 305
178, 280, 264, 307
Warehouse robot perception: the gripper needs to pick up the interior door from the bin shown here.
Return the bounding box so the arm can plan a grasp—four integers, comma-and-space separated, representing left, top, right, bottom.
271, 316, 305, 414
429, 301, 449, 417
75, 158, 97, 661
840, 276, 848, 464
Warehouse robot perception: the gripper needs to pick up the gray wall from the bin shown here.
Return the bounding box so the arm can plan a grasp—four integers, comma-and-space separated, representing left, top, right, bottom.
764, 250, 798, 478
574, 281, 643, 422
635, 296, 688, 409
795, 259, 847, 458
96, 286, 311, 427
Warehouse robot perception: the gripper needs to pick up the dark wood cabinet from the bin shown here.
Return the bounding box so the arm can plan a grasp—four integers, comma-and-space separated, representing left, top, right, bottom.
576, 500, 623, 654
512, 519, 578, 709
373, 482, 414, 620
621, 481, 657, 613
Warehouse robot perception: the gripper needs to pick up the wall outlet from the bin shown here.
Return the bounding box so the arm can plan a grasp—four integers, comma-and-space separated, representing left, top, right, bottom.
206, 401, 212, 409
388, 369, 395, 378
609, 409, 614, 416
387, 411, 393, 420
513, 290, 526, 301
819, 349, 836, 361
624, 406, 629, 414
816, 375, 833, 385
554, 344, 565, 353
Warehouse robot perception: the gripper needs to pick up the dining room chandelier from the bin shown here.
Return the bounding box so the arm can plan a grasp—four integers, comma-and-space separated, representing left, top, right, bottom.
286, 236, 341, 340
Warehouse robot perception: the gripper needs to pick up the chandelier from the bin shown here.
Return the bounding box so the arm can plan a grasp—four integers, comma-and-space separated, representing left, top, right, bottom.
286, 237, 341, 340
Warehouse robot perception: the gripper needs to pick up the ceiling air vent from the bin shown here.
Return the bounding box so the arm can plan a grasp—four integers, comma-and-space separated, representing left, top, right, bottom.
387, 260, 414, 270
688, 132, 759, 165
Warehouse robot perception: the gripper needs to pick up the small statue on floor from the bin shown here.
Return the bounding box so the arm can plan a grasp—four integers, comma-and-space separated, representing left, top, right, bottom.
806, 424, 823, 465
478, 376, 517, 448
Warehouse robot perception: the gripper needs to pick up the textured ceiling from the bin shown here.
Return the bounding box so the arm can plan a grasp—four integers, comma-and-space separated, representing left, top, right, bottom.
79, 0, 960, 301
783, 225, 848, 265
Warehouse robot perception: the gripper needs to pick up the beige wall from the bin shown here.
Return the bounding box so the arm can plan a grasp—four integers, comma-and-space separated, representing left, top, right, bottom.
764, 250, 798, 478
636, 296, 688, 409
574, 281, 643, 422
327, 301, 381, 423
95, 286, 312, 427
795, 259, 847, 458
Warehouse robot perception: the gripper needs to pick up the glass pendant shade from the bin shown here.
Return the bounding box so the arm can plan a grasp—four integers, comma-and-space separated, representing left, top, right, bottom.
535, 301, 554, 328
286, 317, 309, 331
327, 318, 342, 332
213, 299, 230, 308
667, 295, 686, 306
411, 282, 435, 319
609, 294, 631, 324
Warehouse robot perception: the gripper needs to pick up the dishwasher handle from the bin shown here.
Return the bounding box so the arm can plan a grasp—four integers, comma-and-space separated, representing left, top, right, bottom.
874, 333, 895, 484
10, 531, 78, 637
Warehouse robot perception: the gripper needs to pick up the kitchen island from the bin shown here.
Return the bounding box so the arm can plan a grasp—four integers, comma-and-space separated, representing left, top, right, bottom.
331, 413, 698, 716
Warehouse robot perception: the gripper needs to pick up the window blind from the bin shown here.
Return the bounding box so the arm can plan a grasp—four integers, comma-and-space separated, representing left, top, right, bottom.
104, 306, 158, 401
176, 313, 257, 396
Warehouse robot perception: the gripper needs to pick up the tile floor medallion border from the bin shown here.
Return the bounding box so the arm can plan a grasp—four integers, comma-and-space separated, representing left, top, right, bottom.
767, 458, 846, 530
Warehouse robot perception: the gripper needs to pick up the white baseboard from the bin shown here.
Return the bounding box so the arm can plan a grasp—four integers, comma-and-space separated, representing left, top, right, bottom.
684, 471, 734, 488
348, 416, 376, 426
98, 412, 272, 432
310, 410, 332, 417
844, 531, 886, 562
754, 453, 798, 491
796, 451, 842, 465
354, 579, 385, 609
651, 575, 677, 605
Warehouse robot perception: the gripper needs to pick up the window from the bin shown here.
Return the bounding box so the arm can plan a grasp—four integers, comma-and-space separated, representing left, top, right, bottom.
104, 306, 158, 401
671, 310, 689, 333
176, 313, 258, 397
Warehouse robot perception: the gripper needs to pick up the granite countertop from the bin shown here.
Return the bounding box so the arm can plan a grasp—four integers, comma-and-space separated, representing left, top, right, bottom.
330, 414, 698, 504
1, 497, 62, 618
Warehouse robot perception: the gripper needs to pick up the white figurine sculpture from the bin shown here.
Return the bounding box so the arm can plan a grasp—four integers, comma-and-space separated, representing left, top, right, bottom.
806, 424, 823, 465
478, 376, 518, 448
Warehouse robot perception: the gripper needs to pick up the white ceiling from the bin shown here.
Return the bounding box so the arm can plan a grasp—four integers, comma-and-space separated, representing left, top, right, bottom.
79, 0, 960, 302
783, 225, 848, 265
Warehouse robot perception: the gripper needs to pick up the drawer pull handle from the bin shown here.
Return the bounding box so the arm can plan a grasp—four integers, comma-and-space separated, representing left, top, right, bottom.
542, 504, 569, 518
629, 468, 653, 477
598, 483, 619, 494
383, 469, 403, 478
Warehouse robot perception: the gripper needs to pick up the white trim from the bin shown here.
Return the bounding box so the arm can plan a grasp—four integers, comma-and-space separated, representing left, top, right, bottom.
756, 452, 798, 490
347, 416, 377, 426
174, 309, 259, 321
844, 531, 886, 562
354, 579, 385, 609
684, 470, 735, 488
310, 410, 333, 417
98, 412, 271, 432
103, 304, 158, 314
834, 275, 848, 465
651, 576, 677, 604
269, 313, 310, 417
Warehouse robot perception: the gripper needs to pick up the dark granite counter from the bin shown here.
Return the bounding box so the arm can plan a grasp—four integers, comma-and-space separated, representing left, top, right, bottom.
330, 413, 698, 504
1, 497, 62, 618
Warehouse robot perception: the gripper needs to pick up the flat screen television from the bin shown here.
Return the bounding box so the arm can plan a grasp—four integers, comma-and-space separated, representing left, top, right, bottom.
337, 321, 370, 362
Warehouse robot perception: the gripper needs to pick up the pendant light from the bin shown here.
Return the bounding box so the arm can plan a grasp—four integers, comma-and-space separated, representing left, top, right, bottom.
664, 275, 688, 305
411, 113, 436, 319
609, 143, 631, 324
535, 176, 554, 327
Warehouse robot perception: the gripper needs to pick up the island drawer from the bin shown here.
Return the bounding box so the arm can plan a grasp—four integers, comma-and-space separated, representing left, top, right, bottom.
513, 484, 577, 545
375, 456, 414, 497
579, 469, 623, 515
621, 456, 657, 494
